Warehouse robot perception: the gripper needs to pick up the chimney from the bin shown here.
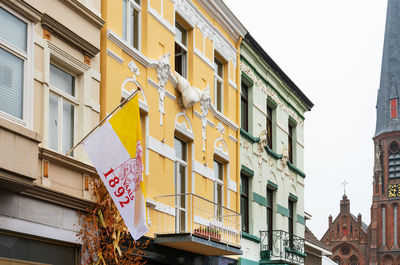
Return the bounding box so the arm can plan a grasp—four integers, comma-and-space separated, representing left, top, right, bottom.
358, 213, 362, 224
329, 215, 333, 227
340, 194, 350, 214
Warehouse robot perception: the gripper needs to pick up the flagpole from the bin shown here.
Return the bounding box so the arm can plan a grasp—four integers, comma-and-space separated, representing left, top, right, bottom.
65, 86, 141, 157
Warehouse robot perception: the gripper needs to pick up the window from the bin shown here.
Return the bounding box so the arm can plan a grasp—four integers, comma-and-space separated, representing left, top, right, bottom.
266, 105, 273, 149
174, 137, 187, 233
383, 207, 386, 246
288, 200, 294, 249
288, 122, 294, 164
391, 98, 398, 119
214, 57, 223, 113
0, 233, 78, 264
49, 64, 76, 155
349, 256, 359, 265
0, 6, 29, 122
241, 82, 249, 131
240, 174, 249, 232
214, 160, 223, 222
175, 21, 187, 78
395, 205, 398, 246
389, 141, 400, 178
267, 188, 273, 250
122, 0, 140, 49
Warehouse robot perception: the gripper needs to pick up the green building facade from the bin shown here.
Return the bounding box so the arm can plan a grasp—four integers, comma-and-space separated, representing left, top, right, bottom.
238, 33, 313, 265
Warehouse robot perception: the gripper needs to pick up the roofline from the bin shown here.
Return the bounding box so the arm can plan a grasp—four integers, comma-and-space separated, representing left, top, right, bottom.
244, 33, 314, 110
305, 241, 332, 256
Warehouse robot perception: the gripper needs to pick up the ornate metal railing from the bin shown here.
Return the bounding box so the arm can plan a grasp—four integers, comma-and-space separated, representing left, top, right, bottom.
260, 230, 305, 264
153, 193, 241, 247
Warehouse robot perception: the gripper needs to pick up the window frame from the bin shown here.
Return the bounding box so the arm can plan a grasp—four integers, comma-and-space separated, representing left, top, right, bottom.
241, 82, 249, 132
267, 188, 274, 250
391, 98, 398, 119
266, 105, 273, 149
213, 159, 224, 222
240, 173, 249, 233
48, 63, 78, 156
122, 0, 141, 50
214, 56, 224, 113
388, 141, 400, 178
174, 21, 188, 78
174, 137, 188, 233
0, 4, 33, 128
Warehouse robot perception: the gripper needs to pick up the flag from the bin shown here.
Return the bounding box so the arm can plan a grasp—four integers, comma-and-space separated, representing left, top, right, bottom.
83, 94, 148, 240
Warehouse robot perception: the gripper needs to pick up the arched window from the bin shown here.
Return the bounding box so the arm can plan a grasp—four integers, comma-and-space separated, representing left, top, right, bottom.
349, 256, 359, 265
389, 142, 400, 178
333, 256, 342, 264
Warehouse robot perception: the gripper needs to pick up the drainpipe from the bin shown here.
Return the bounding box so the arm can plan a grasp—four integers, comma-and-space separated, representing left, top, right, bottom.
236, 36, 242, 216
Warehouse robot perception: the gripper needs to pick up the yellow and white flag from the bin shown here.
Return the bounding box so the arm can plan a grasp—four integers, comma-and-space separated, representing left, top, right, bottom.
83, 94, 148, 240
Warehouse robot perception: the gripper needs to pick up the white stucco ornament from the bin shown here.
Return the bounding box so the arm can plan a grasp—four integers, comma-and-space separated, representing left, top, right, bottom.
257, 130, 268, 166
156, 54, 171, 125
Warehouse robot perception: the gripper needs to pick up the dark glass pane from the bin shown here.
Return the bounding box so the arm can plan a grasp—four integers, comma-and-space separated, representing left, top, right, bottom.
0, 233, 77, 265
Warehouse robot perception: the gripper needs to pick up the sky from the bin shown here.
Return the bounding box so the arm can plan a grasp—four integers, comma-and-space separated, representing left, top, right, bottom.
225, 0, 388, 239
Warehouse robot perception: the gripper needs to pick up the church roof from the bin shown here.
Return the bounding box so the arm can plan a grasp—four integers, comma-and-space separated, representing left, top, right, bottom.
375, 0, 400, 137
350, 213, 369, 232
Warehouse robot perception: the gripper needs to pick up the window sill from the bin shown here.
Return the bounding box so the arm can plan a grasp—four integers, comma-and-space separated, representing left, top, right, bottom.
287, 162, 306, 178
240, 128, 259, 144
0, 115, 42, 143
264, 145, 282, 160
241, 232, 261, 243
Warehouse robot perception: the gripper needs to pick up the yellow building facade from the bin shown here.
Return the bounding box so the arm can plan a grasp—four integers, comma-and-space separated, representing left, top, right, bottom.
101, 0, 246, 262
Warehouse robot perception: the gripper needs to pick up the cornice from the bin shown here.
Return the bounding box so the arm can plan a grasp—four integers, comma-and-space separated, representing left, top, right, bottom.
196, 0, 246, 41
61, 0, 104, 29
22, 185, 95, 211
0, 0, 42, 23
39, 147, 97, 175
41, 13, 100, 58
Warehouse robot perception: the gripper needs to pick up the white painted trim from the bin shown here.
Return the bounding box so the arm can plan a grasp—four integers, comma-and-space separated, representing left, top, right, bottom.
305, 241, 332, 256
146, 199, 176, 216
209, 104, 238, 131
148, 136, 175, 161
194, 48, 214, 69
228, 179, 237, 192
107, 48, 123, 64
193, 160, 214, 180
214, 148, 229, 163
228, 79, 237, 90
148, 7, 175, 35
147, 78, 176, 100
228, 134, 237, 143
0, 215, 80, 244
175, 0, 237, 67
48, 42, 90, 73
175, 123, 194, 140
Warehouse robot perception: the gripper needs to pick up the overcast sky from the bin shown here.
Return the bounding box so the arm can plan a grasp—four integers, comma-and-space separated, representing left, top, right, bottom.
225, 0, 388, 239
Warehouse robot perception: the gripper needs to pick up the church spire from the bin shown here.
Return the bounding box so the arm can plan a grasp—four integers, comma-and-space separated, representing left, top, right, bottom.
375, 0, 400, 137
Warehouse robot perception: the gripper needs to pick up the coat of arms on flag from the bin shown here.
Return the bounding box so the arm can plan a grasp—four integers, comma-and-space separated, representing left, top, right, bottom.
82, 92, 148, 240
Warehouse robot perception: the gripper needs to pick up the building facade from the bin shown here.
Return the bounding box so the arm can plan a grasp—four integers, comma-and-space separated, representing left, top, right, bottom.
100, 0, 246, 263
0, 0, 103, 264
321, 195, 369, 265
238, 33, 313, 265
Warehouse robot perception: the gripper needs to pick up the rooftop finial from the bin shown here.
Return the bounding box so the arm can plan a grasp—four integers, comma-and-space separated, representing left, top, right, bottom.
342, 180, 348, 195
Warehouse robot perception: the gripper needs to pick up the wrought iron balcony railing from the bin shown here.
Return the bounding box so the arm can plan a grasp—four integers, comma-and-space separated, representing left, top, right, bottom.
260, 230, 306, 264
153, 193, 241, 248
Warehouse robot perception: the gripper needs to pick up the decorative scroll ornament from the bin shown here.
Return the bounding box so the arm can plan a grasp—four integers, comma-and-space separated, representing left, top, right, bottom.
257, 130, 268, 166
280, 145, 288, 170
199, 85, 211, 151
156, 53, 171, 126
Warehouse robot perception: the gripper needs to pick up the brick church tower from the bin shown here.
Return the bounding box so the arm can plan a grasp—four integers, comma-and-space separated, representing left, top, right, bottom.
369, 0, 400, 264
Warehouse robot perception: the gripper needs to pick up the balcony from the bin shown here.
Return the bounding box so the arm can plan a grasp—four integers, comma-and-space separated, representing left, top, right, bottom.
152, 193, 242, 256
260, 230, 306, 264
